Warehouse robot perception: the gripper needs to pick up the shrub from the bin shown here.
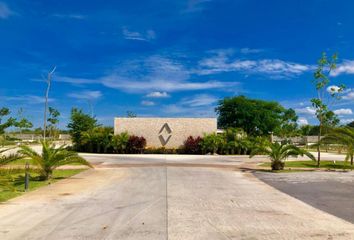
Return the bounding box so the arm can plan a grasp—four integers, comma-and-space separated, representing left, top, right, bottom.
112, 132, 129, 153
201, 133, 224, 154
183, 136, 203, 154
81, 127, 113, 153
127, 135, 146, 153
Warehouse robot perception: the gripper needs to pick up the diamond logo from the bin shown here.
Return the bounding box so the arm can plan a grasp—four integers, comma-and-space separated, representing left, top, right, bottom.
158, 123, 172, 146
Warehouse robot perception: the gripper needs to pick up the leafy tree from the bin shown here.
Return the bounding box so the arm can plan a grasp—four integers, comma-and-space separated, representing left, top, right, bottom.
14, 118, 33, 135
112, 132, 130, 153
0, 107, 16, 134
216, 96, 297, 136
67, 108, 98, 150
126, 111, 137, 118
47, 107, 60, 138
348, 121, 354, 128
275, 108, 298, 137
18, 141, 92, 180
311, 52, 345, 166
250, 142, 315, 170
321, 127, 354, 165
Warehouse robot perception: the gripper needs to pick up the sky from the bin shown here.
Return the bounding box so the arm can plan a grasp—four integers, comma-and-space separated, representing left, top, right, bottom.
0, 0, 353, 128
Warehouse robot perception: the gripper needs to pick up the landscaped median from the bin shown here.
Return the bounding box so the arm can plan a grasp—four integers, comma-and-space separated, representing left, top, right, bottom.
259, 160, 354, 172
0, 141, 93, 202
0, 168, 87, 202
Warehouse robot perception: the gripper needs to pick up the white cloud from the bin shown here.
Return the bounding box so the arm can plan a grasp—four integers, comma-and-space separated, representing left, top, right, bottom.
160, 94, 218, 117
146, 91, 170, 98
162, 103, 215, 117
240, 48, 264, 54
6, 95, 54, 104
297, 117, 309, 125
141, 100, 155, 106
295, 107, 316, 115
198, 51, 311, 78
0, 2, 14, 19
330, 60, 354, 76
341, 118, 354, 124
183, 0, 212, 13
100, 56, 239, 93
52, 14, 86, 20
122, 27, 156, 41
68, 90, 102, 100
180, 94, 218, 107
343, 90, 354, 100
333, 108, 353, 115
54, 76, 99, 84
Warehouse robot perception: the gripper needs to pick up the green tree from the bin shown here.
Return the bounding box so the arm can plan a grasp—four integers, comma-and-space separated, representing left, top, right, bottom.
18, 141, 92, 180
216, 96, 297, 136
0, 107, 16, 134
321, 127, 354, 165
47, 107, 60, 138
348, 121, 354, 128
14, 118, 33, 136
311, 52, 345, 166
67, 108, 98, 150
126, 111, 137, 118
250, 142, 315, 170
274, 108, 299, 137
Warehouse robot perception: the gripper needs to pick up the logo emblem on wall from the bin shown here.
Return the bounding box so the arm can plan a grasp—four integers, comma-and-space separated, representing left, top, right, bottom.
158, 123, 172, 146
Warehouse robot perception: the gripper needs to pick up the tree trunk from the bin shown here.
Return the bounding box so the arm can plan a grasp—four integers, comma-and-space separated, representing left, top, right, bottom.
317, 124, 322, 167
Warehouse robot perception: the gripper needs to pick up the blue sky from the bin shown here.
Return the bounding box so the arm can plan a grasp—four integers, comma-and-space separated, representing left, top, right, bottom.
0, 0, 353, 128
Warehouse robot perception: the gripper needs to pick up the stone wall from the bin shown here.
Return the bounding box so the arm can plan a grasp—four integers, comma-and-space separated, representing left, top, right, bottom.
114, 117, 217, 148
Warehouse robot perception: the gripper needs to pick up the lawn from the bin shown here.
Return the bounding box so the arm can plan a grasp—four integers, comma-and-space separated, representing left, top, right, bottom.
260, 160, 354, 170
0, 169, 86, 202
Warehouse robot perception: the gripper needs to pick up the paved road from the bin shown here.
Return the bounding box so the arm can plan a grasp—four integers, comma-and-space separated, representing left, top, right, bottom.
0, 154, 353, 239
255, 171, 354, 224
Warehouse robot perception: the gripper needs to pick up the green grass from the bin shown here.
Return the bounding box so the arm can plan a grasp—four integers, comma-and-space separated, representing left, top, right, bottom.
0, 169, 85, 202
260, 160, 354, 170
7, 158, 82, 166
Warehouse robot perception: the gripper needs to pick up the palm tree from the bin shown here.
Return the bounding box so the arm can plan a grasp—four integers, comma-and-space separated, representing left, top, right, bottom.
250, 142, 315, 170
321, 127, 354, 165
19, 141, 92, 180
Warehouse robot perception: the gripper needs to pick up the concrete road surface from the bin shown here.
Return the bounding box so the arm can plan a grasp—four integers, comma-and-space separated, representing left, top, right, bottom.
0, 154, 353, 240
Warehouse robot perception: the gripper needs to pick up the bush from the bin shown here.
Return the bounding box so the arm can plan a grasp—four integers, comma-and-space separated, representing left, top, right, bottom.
183, 136, 203, 154
127, 135, 146, 153
112, 132, 129, 153
80, 127, 113, 153
201, 133, 224, 154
